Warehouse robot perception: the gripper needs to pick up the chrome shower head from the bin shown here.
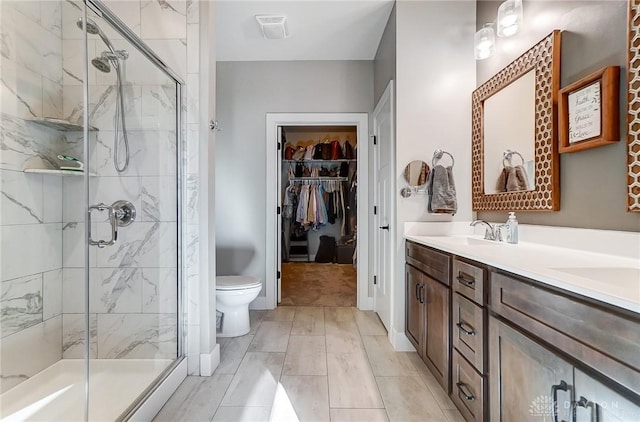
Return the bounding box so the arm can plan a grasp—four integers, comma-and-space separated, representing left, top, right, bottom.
76, 17, 100, 35
92, 57, 111, 73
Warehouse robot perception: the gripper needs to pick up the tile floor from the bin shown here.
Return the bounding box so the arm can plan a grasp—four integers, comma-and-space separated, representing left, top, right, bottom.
154, 307, 464, 422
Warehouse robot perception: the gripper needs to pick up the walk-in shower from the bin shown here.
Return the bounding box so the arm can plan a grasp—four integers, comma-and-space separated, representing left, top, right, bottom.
0, 0, 185, 420
76, 17, 131, 173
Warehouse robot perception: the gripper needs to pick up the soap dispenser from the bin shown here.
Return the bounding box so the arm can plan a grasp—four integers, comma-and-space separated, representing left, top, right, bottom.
506, 212, 518, 244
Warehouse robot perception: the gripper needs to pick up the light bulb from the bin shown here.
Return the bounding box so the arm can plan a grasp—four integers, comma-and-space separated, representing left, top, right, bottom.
474, 24, 495, 60
497, 0, 523, 37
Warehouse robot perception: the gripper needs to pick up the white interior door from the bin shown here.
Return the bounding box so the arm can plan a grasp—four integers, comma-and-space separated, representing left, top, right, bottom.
373, 81, 394, 331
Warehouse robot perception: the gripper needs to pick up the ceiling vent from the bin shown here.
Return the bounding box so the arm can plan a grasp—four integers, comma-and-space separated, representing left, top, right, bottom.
255, 15, 289, 40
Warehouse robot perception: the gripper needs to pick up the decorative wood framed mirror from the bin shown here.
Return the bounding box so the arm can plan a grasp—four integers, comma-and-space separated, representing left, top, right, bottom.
627, 0, 640, 212
472, 30, 561, 211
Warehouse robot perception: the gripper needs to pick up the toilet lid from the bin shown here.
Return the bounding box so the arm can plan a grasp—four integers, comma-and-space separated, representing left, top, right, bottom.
217, 276, 262, 290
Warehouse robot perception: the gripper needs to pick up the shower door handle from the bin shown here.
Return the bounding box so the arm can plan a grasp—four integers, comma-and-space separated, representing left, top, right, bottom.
88, 203, 118, 248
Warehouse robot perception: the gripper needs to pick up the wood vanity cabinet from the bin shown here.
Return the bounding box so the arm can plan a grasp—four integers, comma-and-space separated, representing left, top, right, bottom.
489, 271, 640, 422
451, 258, 488, 422
405, 241, 451, 392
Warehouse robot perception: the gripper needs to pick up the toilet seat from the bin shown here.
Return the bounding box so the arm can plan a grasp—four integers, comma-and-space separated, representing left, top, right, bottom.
216, 276, 261, 291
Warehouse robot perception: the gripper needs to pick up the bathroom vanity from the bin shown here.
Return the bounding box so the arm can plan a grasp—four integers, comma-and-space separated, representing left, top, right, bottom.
404, 224, 640, 422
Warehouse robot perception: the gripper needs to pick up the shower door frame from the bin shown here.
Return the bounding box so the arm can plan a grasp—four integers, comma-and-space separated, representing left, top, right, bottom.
81, 0, 186, 420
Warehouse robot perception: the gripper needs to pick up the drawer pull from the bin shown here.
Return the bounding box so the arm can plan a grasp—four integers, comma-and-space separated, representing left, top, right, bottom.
456, 322, 476, 336
551, 380, 568, 422
456, 275, 475, 287
456, 382, 475, 401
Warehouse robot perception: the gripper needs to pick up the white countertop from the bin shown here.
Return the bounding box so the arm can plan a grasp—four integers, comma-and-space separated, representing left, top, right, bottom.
404, 223, 640, 314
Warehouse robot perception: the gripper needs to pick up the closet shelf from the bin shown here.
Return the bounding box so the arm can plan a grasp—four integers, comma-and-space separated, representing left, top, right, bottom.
290, 177, 348, 182
27, 117, 98, 132
283, 159, 356, 163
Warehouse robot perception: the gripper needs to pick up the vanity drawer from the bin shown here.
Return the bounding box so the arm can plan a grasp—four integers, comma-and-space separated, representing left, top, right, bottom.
453, 293, 485, 374
453, 258, 486, 305
451, 349, 485, 422
490, 271, 640, 396
405, 241, 450, 285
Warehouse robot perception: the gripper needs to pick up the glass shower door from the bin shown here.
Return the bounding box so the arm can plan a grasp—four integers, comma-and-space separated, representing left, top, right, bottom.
79, 3, 181, 420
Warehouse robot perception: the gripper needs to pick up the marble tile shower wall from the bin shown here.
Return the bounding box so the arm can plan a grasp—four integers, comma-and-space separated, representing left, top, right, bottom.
0, 0, 202, 393
58, 0, 201, 370
0, 1, 65, 393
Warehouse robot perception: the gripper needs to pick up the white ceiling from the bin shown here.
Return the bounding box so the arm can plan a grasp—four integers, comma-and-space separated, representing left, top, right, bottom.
215, 1, 395, 61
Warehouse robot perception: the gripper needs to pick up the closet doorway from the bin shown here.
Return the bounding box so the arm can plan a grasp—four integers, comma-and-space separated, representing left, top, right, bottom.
265, 114, 370, 310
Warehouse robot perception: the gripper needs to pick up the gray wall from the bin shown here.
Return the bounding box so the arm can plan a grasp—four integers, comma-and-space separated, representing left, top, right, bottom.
477, 0, 640, 232
374, 5, 396, 106
215, 60, 374, 292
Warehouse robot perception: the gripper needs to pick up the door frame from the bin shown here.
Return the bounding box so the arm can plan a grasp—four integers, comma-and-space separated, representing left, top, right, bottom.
372, 81, 395, 334
265, 113, 370, 310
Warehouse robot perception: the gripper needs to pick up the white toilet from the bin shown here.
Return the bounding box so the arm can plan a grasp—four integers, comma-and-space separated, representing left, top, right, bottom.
216, 276, 262, 337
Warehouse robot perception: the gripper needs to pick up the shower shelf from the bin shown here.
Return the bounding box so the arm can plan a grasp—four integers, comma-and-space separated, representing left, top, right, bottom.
23, 168, 97, 177
27, 117, 98, 132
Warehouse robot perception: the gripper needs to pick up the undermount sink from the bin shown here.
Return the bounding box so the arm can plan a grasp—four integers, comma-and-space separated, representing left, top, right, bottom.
436, 236, 502, 246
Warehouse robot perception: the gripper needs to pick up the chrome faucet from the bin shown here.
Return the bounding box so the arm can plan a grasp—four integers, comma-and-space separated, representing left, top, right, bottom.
470, 220, 501, 241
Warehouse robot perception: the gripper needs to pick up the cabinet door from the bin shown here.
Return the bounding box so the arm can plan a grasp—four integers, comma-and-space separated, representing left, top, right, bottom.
405, 264, 424, 354
574, 369, 640, 422
424, 275, 450, 392
489, 316, 573, 422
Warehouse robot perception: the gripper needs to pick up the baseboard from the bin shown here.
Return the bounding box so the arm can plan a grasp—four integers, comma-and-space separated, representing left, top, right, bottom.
358, 296, 374, 310
249, 296, 271, 310
130, 358, 187, 421
390, 328, 416, 352
199, 344, 220, 376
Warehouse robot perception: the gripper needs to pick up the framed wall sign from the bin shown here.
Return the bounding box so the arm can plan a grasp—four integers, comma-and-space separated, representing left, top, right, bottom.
558, 66, 620, 154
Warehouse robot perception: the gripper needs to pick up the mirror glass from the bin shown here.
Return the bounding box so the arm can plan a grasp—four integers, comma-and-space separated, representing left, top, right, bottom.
483, 70, 536, 194
403, 160, 429, 187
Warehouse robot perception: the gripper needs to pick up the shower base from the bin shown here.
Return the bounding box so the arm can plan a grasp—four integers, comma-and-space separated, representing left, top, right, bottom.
0, 358, 173, 422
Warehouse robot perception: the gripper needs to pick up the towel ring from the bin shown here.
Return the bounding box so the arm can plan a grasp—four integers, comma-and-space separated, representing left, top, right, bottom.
432, 149, 455, 168
502, 149, 525, 167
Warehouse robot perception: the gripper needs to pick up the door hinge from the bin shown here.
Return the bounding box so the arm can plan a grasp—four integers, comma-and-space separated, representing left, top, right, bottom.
277, 206, 281, 215
372, 135, 377, 145
373, 275, 377, 285
373, 205, 377, 215
277, 271, 281, 279
277, 142, 281, 151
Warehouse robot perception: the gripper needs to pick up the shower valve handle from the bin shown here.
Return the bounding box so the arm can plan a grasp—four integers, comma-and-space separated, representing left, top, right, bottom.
88, 200, 136, 248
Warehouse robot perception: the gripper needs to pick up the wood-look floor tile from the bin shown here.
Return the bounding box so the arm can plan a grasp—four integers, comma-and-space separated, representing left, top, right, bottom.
353, 309, 387, 335
324, 307, 355, 323
283, 335, 327, 376
376, 376, 447, 422
248, 320, 292, 352
212, 406, 271, 422
362, 336, 417, 376
327, 350, 384, 409
221, 352, 285, 407
291, 306, 325, 335
263, 306, 296, 321
154, 374, 233, 421
215, 335, 254, 374
407, 352, 456, 410
276, 376, 330, 422
330, 408, 390, 422
325, 319, 363, 354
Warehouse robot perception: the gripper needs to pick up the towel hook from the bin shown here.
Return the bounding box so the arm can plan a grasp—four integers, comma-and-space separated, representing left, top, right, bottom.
432, 149, 455, 168
502, 149, 525, 167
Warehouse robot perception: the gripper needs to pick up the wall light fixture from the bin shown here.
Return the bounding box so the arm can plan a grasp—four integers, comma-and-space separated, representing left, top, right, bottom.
474, 23, 496, 60
497, 0, 523, 37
